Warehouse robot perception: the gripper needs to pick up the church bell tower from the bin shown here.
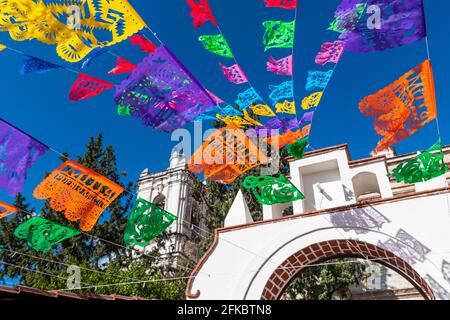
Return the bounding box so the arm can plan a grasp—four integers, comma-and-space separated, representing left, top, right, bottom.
136, 149, 198, 264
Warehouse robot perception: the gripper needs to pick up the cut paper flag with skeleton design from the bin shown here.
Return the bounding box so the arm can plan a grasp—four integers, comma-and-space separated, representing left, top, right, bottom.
14, 217, 81, 252
0, 0, 146, 62
251, 104, 276, 117
124, 198, 177, 248
219, 63, 249, 84
269, 81, 294, 105
243, 174, 304, 205
235, 88, 263, 111
114, 45, 216, 132
33, 160, 124, 232
266, 55, 293, 76
337, 0, 426, 53
306, 70, 333, 91
261, 3, 302, 147
315, 41, 345, 66
302, 92, 323, 110
0, 119, 49, 197
263, 20, 296, 51
199, 34, 234, 58
216, 110, 262, 128
359, 60, 436, 152
390, 139, 448, 184
0, 201, 18, 220
275, 100, 296, 115
264, 0, 298, 10
186, 0, 217, 28
69, 73, 114, 102
189, 123, 269, 184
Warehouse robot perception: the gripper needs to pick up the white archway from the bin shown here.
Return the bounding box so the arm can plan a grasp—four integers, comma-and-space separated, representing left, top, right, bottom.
186, 188, 450, 300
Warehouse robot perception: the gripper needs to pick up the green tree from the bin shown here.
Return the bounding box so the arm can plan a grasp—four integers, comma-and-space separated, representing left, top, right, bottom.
0, 130, 368, 300
284, 259, 367, 300
0, 134, 185, 299
0, 193, 34, 283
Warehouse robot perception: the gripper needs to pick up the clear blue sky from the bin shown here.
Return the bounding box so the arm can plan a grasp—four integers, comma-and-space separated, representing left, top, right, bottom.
0, 0, 448, 206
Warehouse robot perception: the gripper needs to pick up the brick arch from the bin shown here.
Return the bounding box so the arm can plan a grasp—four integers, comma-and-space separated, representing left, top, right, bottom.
261, 239, 435, 300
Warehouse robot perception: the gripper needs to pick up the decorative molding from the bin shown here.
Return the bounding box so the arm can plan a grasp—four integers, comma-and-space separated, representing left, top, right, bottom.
218, 187, 450, 235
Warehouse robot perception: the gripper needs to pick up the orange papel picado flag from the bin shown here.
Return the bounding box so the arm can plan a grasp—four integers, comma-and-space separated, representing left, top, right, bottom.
265, 125, 311, 149
33, 160, 124, 232
359, 60, 437, 152
0, 201, 18, 220
188, 123, 269, 184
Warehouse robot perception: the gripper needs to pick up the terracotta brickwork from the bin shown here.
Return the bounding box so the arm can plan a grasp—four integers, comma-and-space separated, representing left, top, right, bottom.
261, 240, 435, 300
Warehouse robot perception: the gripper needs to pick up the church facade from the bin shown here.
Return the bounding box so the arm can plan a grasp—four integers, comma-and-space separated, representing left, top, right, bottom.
186, 144, 450, 300
135, 144, 450, 300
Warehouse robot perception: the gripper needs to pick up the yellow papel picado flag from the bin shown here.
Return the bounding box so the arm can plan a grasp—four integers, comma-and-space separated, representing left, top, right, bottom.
0, 0, 146, 62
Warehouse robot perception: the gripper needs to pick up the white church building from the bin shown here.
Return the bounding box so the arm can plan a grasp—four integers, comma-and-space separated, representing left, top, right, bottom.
136, 150, 198, 265
184, 143, 450, 300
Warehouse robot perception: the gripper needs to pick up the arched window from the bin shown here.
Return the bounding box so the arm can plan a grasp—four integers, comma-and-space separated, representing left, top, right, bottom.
352, 172, 381, 201
153, 193, 166, 210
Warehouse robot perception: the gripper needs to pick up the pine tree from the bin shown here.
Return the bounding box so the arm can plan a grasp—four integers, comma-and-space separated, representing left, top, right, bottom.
77, 135, 104, 173
0, 134, 185, 299
284, 259, 367, 300
0, 193, 34, 284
